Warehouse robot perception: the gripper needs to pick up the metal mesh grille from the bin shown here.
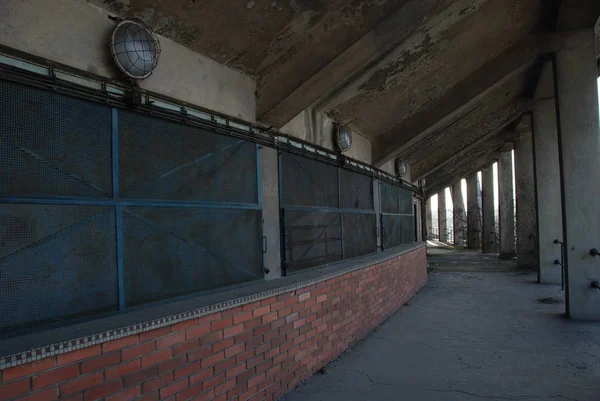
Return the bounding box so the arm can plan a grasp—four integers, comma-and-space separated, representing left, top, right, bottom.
281, 153, 339, 208
122, 207, 262, 307
343, 213, 377, 259
0, 204, 118, 336
0, 80, 112, 198
119, 111, 258, 203
284, 211, 342, 273
380, 182, 399, 214
399, 187, 414, 214
382, 214, 415, 250
340, 169, 373, 210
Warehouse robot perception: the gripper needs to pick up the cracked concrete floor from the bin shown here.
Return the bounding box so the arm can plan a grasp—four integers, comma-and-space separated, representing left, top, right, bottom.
281, 255, 600, 400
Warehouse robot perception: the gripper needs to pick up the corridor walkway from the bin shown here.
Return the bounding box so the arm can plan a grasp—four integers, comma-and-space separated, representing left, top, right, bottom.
282, 248, 600, 401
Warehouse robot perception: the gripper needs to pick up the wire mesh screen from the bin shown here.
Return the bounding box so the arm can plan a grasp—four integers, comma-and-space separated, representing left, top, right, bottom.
0, 204, 118, 336
281, 153, 339, 208
343, 213, 377, 259
119, 111, 257, 203
123, 207, 262, 307
284, 211, 342, 273
399, 187, 413, 214
382, 214, 415, 250
380, 182, 399, 214
340, 169, 373, 210
0, 80, 112, 198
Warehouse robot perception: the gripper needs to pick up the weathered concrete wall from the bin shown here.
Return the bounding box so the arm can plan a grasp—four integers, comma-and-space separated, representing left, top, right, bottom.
452, 181, 466, 246
438, 191, 448, 242
0, 0, 256, 121
467, 173, 482, 249
498, 151, 515, 259
481, 165, 496, 253
280, 109, 372, 164
514, 131, 537, 268
426, 198, 433, 240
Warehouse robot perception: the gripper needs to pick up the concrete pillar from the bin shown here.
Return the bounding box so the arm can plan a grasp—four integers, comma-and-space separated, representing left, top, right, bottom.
554, 29, 600, 319
425, 198, 433, 241
452, 181, 466, 246
533, 98, 563, 284
481, 165, 496, 253
514, 131, 537, 268
438, 191, 447, 243
498, 151, 515, 259
466, 173, 481, 249
260, 147, 281, 279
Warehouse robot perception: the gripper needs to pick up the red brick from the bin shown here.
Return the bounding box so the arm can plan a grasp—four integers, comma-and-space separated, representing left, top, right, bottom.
159, 378, 188, 398
186, 325, 211, 340
239, 385, 258, 401
81, 351, 120, 373
242, 301, 261, 311
32, 364, 79, 389
157, 355, 187, 374
142, 372, 174, 393
123, 366, 158, 387
17, 388, 58, 401
234, 330, 253, 344
57, 346, 101, 366
254, 325, 269, 337
60, 373, 103, 396
247, 336, 263, 348
189, 389, 214, 401
174, 362, 202, 380
198, 313, 222, 325
214, 378, 237, 395
214, 358, 236, 374
212, 338, 234, 353
199, 331, 223, 346
261, 312, 278, 325
174, 383, 203, 401
247, 355, 264, 369
189, 368, 214, 385
0, 378, 30, 400
136, 392, 159, 401
233, 311, 254, 325
139, 327, 170, 343
277, 307, 292, 317
235, 349, 255, 364
172, 338, 200, 356
121, 342, 155, 361
243, 317, 262, 331
202, 373, 225, 391
2, 358, 56, 381
156, 332, 186, 350
285, 313, 299, 324
225, 344, 245, 359
170, 318, 199, 333
252, 306, 270, 317
224, 324, 244, 338
228, 382, 248, 399
188, 346, 213, 362
105, 386, 141, 401
211, 317, 234, 331
247, 373, 265, 388
222, 306, 243, 318
141, 349, 171, 368
105, 359, 141, 380
201, 352, 224, 369
293, 318, 306, 329
225, 363, 247, 380
59, 393, 84, 401
84, 380, 122, 401
102, 336, 139, 353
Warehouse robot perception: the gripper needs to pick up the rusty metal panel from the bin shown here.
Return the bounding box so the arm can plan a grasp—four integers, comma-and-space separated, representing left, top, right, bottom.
0, 204, 118, 336
0, 80, 112, 198
119, 110, 258, 204
284, 210, 342, 274
122, 207, 262, 307
281, 153, 339, 208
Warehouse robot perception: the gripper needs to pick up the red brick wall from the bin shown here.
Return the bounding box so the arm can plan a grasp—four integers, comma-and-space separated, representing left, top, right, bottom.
0, 247, 426, 401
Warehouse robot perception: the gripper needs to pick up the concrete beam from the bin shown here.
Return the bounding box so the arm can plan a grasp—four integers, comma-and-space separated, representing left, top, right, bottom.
556, 0, 600, 31
256, 0, 447, 128
372, 36, 543, 166
411, 102, 524, 181
425, 148, 501, 197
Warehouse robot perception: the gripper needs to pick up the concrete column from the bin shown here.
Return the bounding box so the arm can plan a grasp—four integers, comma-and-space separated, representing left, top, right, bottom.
481, 165, 496, 253
438, 191, 447, 243
514, 131, 537, 268
425, 198, 433, 241
533, 98, 563, 284
260, 147, 281, 279
554, 29, 600, 319
466, 173, 481, 249
374, 179, 382, 251
452, 181, 466, 246
498, 151, 515, 259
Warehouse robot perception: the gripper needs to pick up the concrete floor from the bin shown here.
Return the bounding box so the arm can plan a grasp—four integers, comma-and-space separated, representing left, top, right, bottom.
282, 248, 600, 401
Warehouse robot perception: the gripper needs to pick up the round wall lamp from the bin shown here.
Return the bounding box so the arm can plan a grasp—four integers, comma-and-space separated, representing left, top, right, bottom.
335, 124, 353, 153
395, 158, 408, 178
109, 19, 161, 80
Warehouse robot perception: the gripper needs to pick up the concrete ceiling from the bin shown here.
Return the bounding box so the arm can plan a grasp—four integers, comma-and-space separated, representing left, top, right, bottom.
90, 0, 599, 193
